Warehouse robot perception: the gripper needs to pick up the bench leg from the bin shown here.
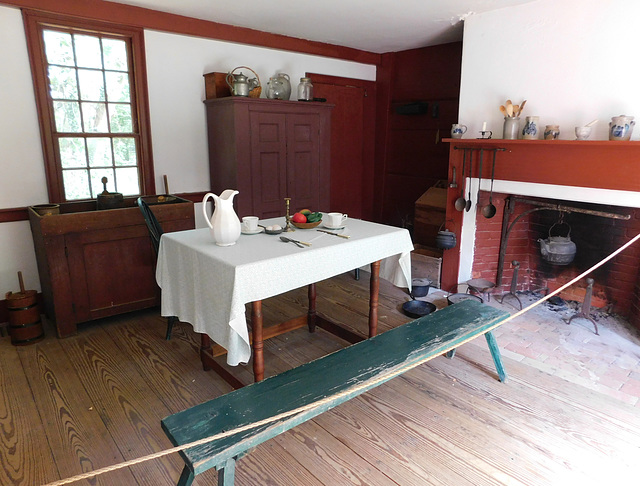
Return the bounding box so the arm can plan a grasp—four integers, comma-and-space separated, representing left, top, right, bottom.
218, 457, 237, 486
484, 331, 507, 383
177, 465, 195, 486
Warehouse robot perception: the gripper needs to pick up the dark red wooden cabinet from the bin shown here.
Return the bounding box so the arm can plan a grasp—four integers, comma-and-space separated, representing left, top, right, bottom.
28, 198, 195, 337
205, 97, 333, 218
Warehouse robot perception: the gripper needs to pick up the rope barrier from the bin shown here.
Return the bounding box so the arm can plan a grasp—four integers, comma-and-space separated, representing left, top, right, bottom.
43, 232, 640, 486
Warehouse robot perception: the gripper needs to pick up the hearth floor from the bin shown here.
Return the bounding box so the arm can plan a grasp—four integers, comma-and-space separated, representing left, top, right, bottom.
427, 290, 640, 408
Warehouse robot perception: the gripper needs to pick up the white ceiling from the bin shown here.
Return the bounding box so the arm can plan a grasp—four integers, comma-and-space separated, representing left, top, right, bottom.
110, 0, 536, 54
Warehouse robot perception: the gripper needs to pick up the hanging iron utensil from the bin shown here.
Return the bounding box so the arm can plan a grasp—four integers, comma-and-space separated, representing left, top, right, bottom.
482, 149, 498, 218
476, 148, 484, 207
454, 149, 467, 211
538, 213, 576, 265
465, 149, 473, 212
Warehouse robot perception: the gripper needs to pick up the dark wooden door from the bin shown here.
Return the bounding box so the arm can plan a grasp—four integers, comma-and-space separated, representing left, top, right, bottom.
308, 74, 376, 220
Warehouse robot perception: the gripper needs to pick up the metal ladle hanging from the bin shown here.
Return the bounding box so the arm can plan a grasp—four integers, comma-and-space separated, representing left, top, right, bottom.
465, 149, 473, 212
482, 149, 498, 218
454, 149, 467, 211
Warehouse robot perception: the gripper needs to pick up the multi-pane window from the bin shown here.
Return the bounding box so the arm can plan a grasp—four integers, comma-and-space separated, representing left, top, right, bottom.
24, 12, 154, 203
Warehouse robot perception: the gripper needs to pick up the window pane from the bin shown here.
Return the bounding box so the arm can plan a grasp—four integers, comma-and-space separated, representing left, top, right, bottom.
102, 38, 128, 71
81, 102, 108, 132
105, 72, 130, 102
90, 169, 115, 197
87, 138, 113, 167
43, 30, 74, 66
78, 69, 105, 101
108, 104, 132, 133
115, 167, 140, 196
53, 101, 82, 132
48, 66, 78, 100
63, 169, 91, 200
59, 137, 87, 168
74, 34, 102, 69
113, 137, 137, 166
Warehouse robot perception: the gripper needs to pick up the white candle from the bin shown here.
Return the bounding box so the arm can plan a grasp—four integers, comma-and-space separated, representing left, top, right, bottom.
482, 122, 487, 132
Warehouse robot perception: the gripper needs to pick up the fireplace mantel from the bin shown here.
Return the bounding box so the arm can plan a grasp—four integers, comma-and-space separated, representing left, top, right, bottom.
440, 139, 640, 290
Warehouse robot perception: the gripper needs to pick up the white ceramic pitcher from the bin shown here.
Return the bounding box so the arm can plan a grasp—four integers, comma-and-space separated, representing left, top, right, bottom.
202, 190, 241, 246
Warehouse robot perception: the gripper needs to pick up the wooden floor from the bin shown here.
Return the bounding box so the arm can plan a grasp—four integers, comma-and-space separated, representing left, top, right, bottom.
1, 272, 639, 485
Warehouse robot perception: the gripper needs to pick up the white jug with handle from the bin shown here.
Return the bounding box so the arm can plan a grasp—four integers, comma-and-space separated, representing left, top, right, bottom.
202, 190, 241, 246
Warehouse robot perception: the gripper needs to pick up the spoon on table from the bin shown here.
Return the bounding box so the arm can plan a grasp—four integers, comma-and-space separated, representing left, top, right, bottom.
465, 149, 473, 212
454, 149, 467, 211
280, 236, 310, 248
482, 149, 498, 218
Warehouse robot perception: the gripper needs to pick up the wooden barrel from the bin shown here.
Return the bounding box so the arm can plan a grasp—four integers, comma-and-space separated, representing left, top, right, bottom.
5, 290, 44, 346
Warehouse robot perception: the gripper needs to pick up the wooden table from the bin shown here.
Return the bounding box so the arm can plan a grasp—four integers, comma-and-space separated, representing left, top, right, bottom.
156, 217, 413, 387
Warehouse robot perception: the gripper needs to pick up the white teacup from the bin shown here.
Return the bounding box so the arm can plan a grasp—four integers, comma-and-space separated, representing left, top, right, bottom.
242, 216, 258, 232
326, 212, 347, 228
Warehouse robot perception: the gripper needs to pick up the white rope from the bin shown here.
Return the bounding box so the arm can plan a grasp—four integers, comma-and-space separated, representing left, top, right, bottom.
43, 232, 640, 486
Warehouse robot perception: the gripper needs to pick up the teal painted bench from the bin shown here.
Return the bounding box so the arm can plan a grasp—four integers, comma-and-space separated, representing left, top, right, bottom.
161, 299, 510, 485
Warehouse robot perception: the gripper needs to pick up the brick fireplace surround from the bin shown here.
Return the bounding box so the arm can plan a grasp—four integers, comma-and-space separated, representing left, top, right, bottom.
441, 139, 640, 330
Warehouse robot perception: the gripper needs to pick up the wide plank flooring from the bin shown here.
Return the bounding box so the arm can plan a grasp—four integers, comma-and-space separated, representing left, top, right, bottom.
1, 271, 639, 485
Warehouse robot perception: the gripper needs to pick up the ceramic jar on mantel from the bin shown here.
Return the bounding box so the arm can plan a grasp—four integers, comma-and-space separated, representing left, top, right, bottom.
502, 117, 520, 139
522, 116, 539, 140
609, 115, 635, 141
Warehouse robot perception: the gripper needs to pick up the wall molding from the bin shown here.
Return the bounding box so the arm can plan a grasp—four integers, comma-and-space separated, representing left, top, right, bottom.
2, 0, 380, 65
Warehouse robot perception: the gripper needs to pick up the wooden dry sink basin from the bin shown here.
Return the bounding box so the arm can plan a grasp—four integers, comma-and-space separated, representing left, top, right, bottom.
162, 299, 510, 485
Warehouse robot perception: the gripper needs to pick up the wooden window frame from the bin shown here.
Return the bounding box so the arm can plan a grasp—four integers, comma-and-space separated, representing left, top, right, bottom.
23, 9, 155, 203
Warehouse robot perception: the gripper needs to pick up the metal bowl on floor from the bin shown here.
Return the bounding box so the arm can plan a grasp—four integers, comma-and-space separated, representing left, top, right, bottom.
402, 300, 437, 318
446, 293, 483, 306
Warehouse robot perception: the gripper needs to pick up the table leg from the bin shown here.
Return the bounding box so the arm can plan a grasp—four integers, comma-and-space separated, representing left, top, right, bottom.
200, 333, 212, 371
369, 260, 381, 338
252, 300, 264, 382
307, 283, 317, 333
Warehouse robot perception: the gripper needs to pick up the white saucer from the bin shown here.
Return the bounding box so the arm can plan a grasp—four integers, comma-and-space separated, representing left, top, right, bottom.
323, 224, 346, 230
241, 227, 264, 235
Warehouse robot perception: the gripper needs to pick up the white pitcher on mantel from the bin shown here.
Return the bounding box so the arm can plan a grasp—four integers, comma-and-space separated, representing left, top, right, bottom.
202, 190, 241, 246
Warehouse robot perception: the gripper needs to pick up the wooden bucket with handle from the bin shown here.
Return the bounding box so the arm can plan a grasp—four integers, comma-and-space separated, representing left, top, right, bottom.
5, 272, 44, 346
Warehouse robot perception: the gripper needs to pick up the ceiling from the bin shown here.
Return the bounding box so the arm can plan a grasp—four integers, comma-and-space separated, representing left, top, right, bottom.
110, 0, 536, 54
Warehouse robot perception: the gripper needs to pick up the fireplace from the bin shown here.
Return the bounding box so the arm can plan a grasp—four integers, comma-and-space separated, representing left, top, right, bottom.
442, 139, 640, 330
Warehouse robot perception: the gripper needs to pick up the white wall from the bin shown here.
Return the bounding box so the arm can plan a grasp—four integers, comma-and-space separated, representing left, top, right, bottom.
0, 6, 47, 293
459, 0, 640, 141
0, 5, 376, 294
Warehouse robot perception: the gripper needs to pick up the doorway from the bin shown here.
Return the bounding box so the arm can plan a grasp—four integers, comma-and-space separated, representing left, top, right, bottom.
307, 73, 376, 220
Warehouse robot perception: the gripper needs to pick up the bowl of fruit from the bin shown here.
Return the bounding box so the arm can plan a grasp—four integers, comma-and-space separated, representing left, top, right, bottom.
291, 209, 322, 229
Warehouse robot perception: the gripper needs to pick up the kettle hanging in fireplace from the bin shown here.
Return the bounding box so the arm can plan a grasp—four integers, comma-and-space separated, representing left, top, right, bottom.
538, 215, 576, 265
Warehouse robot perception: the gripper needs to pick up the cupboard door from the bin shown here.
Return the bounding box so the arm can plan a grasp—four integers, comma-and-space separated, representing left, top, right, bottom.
249, 111, 288, 218
65, 226, 158, 322
286, 113, 322, 212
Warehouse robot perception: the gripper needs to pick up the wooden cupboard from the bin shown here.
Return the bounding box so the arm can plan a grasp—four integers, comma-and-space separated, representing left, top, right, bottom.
204, 97, 333, 218
28, 197, 194, 338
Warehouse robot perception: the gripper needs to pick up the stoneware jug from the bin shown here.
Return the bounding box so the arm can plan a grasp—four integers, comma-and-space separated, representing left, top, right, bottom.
202, 190, 242, 246
266, 73, 291, 100
609, 115, 635, 141
522, 116, 539, 140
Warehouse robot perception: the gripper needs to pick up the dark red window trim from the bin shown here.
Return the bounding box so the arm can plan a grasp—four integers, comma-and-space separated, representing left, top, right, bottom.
23, 9, 155, 202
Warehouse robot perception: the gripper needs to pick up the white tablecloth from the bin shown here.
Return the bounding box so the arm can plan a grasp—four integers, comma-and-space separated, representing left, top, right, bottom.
156, 216, 413, 366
